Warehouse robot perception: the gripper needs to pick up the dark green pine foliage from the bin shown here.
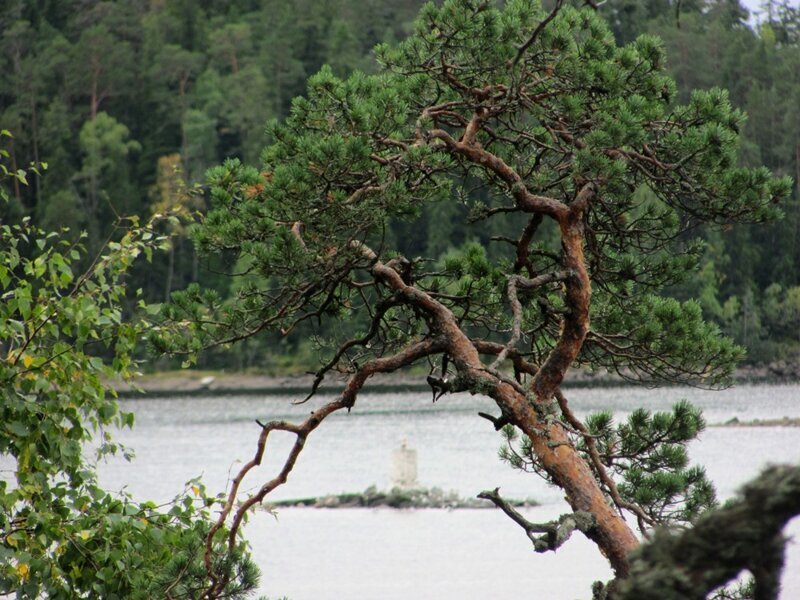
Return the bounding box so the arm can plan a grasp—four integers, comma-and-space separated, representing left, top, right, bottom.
585, 401, 716, 524
500, 400, 716, 527
156, 3, 789, 573
167, 2, 788, 372
601, 0, 800, 363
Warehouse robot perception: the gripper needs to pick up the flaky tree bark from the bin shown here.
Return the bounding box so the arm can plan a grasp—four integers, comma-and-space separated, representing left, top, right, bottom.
203, 228, 638, 596
425, 107, 640, 573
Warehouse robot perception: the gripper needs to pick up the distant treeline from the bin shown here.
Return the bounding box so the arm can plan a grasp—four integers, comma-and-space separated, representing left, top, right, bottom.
1, 0, 799, 369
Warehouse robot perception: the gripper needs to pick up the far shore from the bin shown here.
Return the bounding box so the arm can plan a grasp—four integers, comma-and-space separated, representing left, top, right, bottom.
113, 362, 799, 399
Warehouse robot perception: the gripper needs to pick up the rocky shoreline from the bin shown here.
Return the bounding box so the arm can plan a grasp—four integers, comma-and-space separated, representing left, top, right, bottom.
714, 416, 800, 428
114, 362, 800, 397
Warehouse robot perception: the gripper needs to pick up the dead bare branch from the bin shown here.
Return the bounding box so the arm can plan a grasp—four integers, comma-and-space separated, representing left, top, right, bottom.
478, 487, 595, 552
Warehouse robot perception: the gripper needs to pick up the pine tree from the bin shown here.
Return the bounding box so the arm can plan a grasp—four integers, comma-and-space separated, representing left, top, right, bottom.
156, 0, 793, 595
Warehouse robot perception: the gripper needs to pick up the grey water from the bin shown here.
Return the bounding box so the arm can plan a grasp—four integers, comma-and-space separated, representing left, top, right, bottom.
98, 383, 800, 600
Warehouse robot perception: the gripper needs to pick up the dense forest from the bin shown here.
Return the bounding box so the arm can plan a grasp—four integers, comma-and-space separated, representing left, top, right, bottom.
1, 0, 799, 371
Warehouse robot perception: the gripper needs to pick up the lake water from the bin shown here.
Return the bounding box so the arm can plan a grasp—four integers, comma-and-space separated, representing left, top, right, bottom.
97, 383, 800, 599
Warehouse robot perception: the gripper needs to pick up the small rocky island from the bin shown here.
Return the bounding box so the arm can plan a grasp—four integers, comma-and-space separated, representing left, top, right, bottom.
262, 440, 536, 510
265, 485, 539, 510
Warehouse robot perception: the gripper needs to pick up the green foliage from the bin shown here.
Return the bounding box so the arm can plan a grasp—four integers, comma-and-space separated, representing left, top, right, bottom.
76, 112, 142, 228
158, 1, 783, 380
587, 400, 717, 524
586, 294, 744, 385
0, 130, 31, 204
0, 157, 258, 598
2, 0, 800, 369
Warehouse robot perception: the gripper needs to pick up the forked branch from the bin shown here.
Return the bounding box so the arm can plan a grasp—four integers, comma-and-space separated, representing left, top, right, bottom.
478, 487, 595, 552
475, 340, 655, 532
202, 396, 348, 599
489, 271, 571, 369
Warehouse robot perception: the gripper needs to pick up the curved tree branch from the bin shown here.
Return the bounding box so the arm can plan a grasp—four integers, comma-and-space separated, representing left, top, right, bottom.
202, 337, 445, 599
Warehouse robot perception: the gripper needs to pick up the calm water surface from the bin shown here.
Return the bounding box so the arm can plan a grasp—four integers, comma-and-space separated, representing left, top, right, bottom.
98, 383, 800, 599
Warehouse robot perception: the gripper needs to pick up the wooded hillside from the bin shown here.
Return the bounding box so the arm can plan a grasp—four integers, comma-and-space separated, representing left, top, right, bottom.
1, 0, 799, 370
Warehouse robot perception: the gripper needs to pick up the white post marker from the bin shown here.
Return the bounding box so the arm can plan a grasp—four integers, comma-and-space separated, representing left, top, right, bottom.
390, 439, 418, 489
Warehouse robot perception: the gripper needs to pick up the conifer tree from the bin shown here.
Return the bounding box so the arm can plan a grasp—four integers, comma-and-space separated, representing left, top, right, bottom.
156, 0, 794, 595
